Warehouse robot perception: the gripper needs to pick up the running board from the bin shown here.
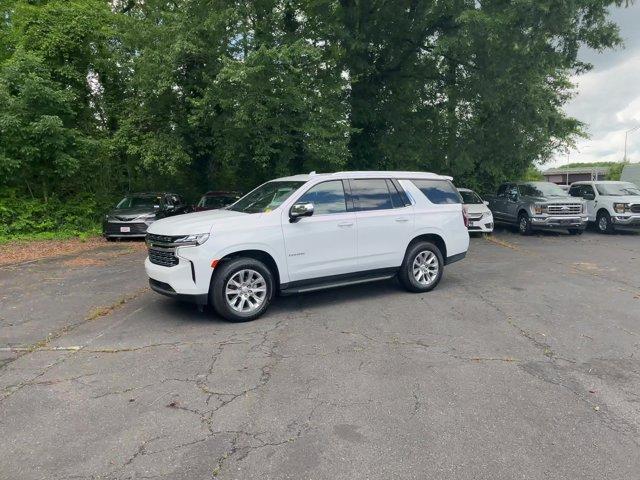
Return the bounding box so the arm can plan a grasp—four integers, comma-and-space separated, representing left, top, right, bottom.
280, 272, 396, 296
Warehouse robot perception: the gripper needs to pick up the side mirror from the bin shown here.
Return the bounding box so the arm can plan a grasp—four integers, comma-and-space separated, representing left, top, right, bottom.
483, 200, 489, 206
289, 202, 314, 223
583, 193, 595, 201
508, 193, 519, 202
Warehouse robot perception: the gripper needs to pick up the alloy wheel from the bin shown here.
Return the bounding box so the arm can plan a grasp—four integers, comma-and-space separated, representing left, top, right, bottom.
225, 269, 267, 313
412, 251, 439, 286
598, 215, 608, 232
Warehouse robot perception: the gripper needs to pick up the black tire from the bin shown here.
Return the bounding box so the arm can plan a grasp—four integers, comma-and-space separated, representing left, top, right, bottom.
210, 257, 275, 322
398, 241, 444, 293
568, 228, 583, 236
596, 210, 614, 234
518, 212, 532, 235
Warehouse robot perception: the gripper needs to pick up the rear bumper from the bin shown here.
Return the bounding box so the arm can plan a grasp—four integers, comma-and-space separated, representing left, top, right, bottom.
446, 251, 466, 265
531, 215, 588, 230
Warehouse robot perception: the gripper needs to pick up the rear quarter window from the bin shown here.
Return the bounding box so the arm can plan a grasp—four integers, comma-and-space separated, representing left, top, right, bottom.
411, 180, 462, 205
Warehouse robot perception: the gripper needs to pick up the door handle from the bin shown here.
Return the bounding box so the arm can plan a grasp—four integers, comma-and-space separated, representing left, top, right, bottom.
395, 218, 409, 223
338, 222, 354, 227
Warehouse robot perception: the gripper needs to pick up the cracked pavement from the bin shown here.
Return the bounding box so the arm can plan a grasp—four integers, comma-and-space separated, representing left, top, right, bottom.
1, 229, 639, 479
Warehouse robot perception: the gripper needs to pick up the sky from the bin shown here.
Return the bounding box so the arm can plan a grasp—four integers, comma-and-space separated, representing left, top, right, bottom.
547, 3, 640, 168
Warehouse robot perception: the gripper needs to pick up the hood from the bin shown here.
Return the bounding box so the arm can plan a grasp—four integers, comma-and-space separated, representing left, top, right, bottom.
109, 207, 157, 219
147, 208, 249, 235
464, 203, 491, 215
522, 195, 581, 204
598, 195, 640, 204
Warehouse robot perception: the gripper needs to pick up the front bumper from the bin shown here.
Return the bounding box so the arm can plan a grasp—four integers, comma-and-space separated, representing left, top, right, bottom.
611, 214, 640, 228
530, 215, 588, 230
149, 278, 208, 305
145, 241, 215, 304
468, 218, 493, 233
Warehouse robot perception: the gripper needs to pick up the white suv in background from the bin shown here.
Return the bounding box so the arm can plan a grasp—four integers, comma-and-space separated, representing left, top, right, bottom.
569, 181, 640, 233
145, 172, 470, 321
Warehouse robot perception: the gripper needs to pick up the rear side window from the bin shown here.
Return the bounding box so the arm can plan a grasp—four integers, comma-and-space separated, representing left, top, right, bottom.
411, 180, 462, 204
351, 179, 394, 211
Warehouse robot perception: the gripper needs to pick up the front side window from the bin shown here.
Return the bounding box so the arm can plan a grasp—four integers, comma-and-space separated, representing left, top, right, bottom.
595, 182, 640, 196
351, 179, 394, 211
412, 179, 462, 204
573, 185, 596, 197
228, 181, 304, 213
297, 181, 347, 215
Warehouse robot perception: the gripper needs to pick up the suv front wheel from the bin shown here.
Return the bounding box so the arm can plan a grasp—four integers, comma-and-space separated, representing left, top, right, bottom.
398, 241, 444, 293
210, 257, 274, 322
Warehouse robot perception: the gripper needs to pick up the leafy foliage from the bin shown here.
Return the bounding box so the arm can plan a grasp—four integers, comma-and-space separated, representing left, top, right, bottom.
0, 0, 631, 236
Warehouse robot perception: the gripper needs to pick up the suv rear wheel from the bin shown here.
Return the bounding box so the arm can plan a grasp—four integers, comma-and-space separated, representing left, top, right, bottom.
210, 257, 274, 322
398, 241, 444, 293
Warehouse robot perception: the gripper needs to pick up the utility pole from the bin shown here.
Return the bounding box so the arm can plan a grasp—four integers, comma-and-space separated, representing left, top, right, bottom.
624, 126, 640, 162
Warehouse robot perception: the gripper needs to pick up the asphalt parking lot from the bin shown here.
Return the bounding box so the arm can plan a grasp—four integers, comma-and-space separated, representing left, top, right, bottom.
1, 229, 639, 480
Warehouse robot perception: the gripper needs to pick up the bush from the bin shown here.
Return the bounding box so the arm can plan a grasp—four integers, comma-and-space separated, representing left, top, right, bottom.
0, 192, 103, 241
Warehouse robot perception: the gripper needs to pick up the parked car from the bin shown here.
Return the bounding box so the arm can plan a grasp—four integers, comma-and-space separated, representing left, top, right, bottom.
569, 181, 640, 233
145, 171, 470, 322
486, 181, 588, 235
103, 193, 190, 239
194, 191, 242, 212
458, 188, 493, 233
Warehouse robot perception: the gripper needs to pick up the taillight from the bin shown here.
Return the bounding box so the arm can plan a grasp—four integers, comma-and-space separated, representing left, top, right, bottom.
462, 206, 469, 228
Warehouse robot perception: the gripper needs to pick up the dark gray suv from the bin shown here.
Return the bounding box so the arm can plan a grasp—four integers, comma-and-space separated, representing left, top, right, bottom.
103, 193, 189, 239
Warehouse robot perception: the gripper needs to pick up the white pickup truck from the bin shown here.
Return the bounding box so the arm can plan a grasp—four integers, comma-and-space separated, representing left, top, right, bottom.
569, 181, 640, 233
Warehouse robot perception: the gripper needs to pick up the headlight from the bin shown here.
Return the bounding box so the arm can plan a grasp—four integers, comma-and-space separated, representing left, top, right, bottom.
174, 233, 210, 246
533, 204, 546, 215
613, 203, 629, 214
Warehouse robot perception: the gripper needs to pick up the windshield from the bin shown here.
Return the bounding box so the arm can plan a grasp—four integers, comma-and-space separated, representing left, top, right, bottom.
198, 195, 239, 209
459, 190, 483, 204
227, 181, 304, 213
518, 182, 568, 198
116, 195, 161, 209
595, 182, 640, 197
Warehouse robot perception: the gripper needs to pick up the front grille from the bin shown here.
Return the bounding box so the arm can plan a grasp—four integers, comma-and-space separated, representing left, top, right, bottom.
631, 204, 640, 214
105, 222, 148, 235
148, 247, 179, 267
546, 204, 582, 215
467, 213, 483, 221
146, 233, 182, 267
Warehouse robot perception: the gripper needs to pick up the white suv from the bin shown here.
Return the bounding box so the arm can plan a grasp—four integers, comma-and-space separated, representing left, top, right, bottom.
569, 181, 640, 233
145, 172, 470, 321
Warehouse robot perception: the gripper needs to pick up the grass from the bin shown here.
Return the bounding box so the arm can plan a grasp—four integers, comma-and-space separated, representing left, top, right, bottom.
0, 226, 101, 245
